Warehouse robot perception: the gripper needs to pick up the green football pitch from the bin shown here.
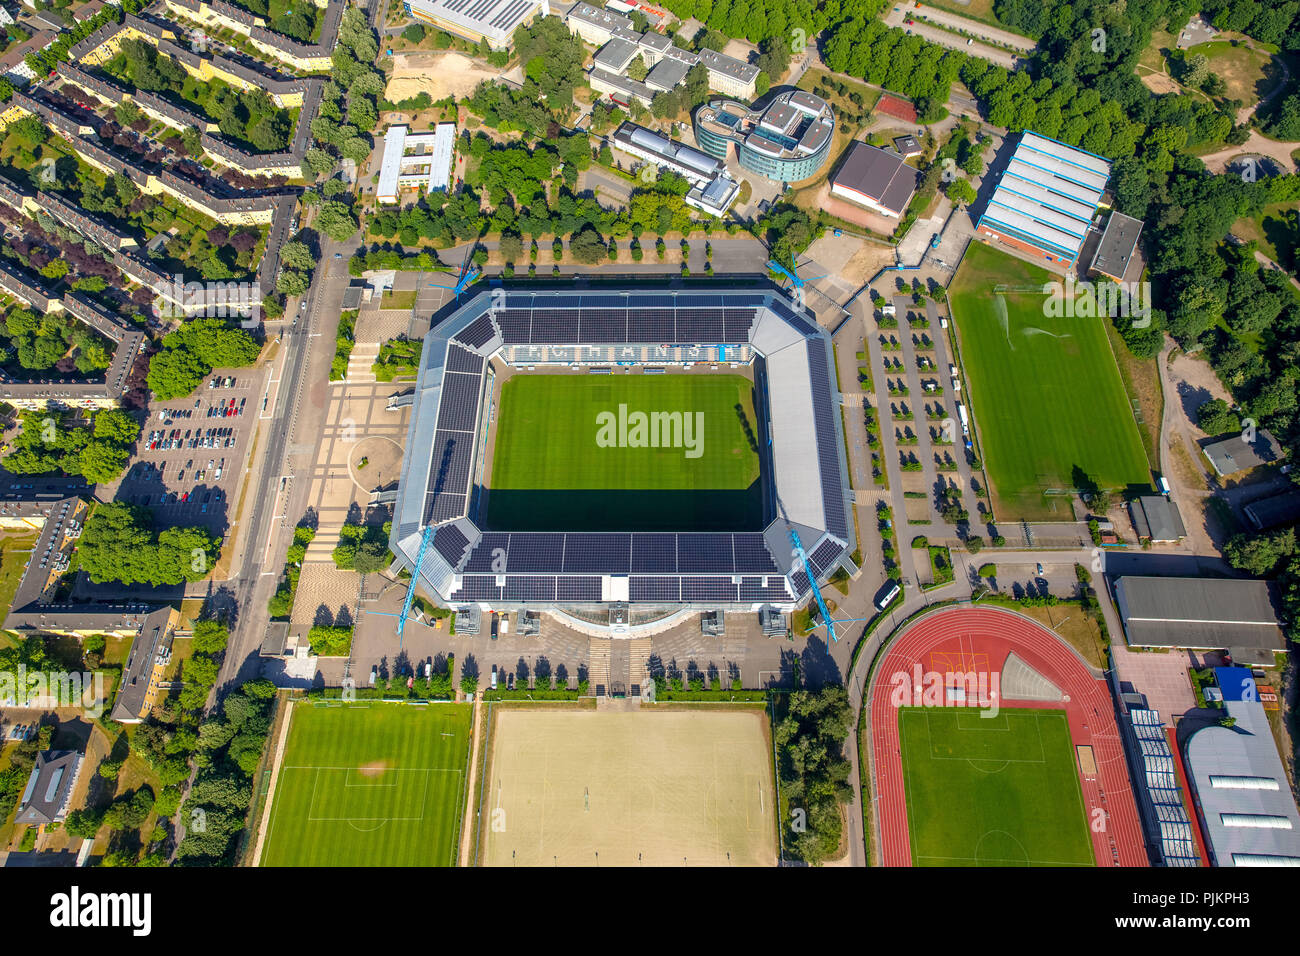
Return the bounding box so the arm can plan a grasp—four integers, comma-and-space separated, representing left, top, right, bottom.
899, 706, 1095, 867
949, 243, 1151, 520
260, 702, 471, 867
486, 373, 763, 532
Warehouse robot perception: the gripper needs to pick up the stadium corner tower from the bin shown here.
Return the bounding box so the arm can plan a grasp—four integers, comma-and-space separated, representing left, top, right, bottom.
389, 287, 854, 632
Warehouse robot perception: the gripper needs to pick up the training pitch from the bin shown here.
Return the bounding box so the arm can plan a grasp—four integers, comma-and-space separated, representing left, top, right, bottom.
486, 373, 763, 532
949, 243, 1150, 520
260, 702, 471, 867
899, 706, 1094, 866
481, 709, 777, 866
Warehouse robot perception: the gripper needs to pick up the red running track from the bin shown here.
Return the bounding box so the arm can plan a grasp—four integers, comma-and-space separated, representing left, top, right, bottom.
868, 606, 1147, 867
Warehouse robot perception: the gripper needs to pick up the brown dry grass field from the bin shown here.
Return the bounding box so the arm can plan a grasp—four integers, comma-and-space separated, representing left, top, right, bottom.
481, 708, 777, 867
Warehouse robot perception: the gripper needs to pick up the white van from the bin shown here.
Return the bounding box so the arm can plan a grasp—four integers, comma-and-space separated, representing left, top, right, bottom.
490, 665, 499, 690
876, 582, 901, 611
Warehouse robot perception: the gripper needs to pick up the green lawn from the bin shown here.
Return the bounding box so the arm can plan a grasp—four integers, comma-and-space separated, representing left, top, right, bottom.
487, 373, 763, 531
899, 706, 1094, 867
0, 531, 36, 619
949, 243, 1151, 519
261, 702, 471, 867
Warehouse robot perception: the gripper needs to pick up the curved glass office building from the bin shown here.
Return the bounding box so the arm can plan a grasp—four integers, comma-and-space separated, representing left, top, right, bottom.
694, 91, 835, 183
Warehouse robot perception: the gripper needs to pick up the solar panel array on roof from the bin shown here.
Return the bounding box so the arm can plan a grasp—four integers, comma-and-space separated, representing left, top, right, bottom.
564, 533, 632, 573
505, 575, 556, 602
630, 576, 680, 602
809, 536, 844, 576
557, 576, 601, 602
807, 341, 849, 538
489, 302, 757, 345
432, 523, 470, 566
681, 577, 738, 602
436, 372, 482, 432
455, 314, 496, 349
426, 491, 466, 524
454, 575, 502, 601
506, 533, 565, 572
445, 343, 484, 374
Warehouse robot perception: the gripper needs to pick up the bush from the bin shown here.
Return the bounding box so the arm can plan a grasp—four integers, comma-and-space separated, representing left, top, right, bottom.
977, 563, 996, 577
964, 536, 984, 554
307, 625, 353, 656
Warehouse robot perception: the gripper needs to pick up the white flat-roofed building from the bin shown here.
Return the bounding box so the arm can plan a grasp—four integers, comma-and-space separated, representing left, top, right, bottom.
684, 173, 739, 217
378, 123, 458, 203
610, 120, 722, 187
976, 130, 1111, 270
402, 0, 547, 48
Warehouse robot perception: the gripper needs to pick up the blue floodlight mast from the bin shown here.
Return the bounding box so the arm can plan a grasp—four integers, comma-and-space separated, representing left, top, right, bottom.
397, 523, 435, 643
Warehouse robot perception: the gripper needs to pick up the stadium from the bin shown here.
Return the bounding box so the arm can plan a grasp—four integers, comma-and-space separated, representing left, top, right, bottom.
388, 286, 854, 631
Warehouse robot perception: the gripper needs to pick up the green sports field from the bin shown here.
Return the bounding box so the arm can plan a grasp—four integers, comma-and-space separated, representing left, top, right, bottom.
260, 702, 471, 867
899, 706, 1094, 866
949, 243, 1151, 520
487, 373, 763, 531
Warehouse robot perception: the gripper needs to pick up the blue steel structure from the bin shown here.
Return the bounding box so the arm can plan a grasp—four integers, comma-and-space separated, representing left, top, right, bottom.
397, 523, 435, 643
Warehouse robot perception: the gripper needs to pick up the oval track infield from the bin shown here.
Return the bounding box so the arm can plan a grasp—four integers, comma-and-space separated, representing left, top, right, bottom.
868, 606, 1147, 867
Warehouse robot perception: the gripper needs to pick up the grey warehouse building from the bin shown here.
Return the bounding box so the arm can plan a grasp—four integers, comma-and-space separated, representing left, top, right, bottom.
389, 287, 853, 623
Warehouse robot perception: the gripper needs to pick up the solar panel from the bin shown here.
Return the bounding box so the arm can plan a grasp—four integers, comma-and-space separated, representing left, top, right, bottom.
455, 314, 496, 349
426, 432, 474, 495
790, 568, 810, 595
425, 492, 466, 524
529, 309, 578, 343
675, 308, 725, 343
680, 576, 738, 602
627, 310, 676, 342
556, 576, 601, 601
724, 308, 756, 341
579, 308, 627, 343
739, 576, 790, 602
630, 576, 680, 602
495, 309, 531, 344
436, 371, 482, 432
631, 533, 677, 573
432, 523, 470, 566
733, 534, 779, 573
677, 533, 734, 573
563, 533, 631, 573
503, 532, 565, 572
463, 533, 509, 572
809, 537, 843, 576
454, 575, 501, 601
504, 575, 557, 602
540, 295, 583, 309
630, 293, 676, 308
444, 343, 484, 374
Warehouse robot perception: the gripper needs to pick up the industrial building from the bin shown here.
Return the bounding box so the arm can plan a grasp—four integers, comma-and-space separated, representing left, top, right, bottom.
610, 121, 719, 185
1184, 667, 1300, 866
976, 131, 1111, 270
377, 123, 458, 204
829, 141, 918, 218
401, 0, 547, 49
389, 287, 853, 631
1112, 576, 1286, 665
694, 91, 835, 184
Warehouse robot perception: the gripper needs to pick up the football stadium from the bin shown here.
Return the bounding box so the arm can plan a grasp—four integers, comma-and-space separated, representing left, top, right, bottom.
388, 287, 854, 627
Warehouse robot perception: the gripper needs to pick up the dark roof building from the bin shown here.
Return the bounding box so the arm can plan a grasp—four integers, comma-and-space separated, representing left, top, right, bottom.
1203, 430, 1285, 476
829, 141, 918, 218
1091, 210, 1143, 282
1114, 576, 1286, 663
14, 750, 83, 826
1244, 489, 1300, 532
1129, 495, 1187, 543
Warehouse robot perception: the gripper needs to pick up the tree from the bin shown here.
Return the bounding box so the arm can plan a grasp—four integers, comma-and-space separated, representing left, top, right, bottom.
1225, 529, 1297, 576
191, 619, 229, 655
402, 22, 425, 44
1197, 398, 1240, 436
946, 177, 976, 205
316, 201, 360, 241
627, 54, 648, 82
279, 240, 315, 272
569, 226, 608, 265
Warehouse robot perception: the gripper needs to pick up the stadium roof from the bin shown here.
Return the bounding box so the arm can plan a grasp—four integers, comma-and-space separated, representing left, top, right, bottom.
390, 288, 851, 609
1114, 576, 1286, 656
405, 0, 544, 47
1129, 708, 1200, 865
1091, 210, 1143, 281
1186, 676, 1300, 866
977, 130, 1110, 263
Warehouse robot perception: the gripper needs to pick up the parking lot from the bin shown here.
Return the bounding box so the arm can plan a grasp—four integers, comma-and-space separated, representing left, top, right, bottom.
108, 368, 266, 537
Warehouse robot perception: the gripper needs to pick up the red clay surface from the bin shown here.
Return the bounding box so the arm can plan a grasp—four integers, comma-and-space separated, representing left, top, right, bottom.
876, 93, 919, 123
868, 606, 1148, 866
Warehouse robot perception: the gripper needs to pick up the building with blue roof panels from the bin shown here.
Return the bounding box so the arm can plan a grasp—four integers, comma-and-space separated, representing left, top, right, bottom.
388, 287, 854, 626
977, 130, 1112, 269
